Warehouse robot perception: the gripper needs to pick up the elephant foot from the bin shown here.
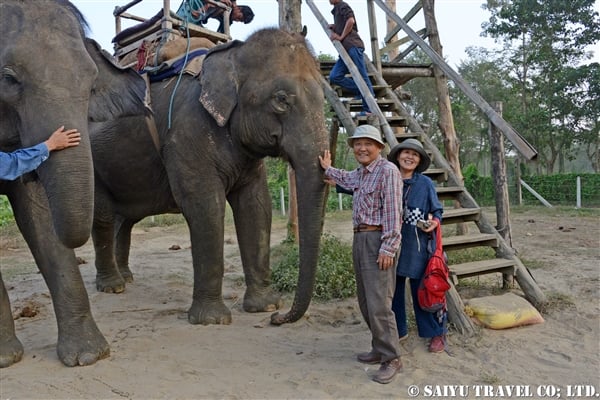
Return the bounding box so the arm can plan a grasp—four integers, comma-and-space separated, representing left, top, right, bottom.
0, 335, 24, 368
96, 272, 126, 294
243, 288, 283, 313
188, 299, 232, 325
119, 267, 134, 283
57, 317, 110, 367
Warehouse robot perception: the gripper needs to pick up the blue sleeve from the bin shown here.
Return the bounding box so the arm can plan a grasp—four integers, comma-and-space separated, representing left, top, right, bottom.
0, 143, 49, 181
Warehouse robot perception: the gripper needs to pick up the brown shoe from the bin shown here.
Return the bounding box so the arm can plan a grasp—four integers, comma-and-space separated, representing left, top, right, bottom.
429, 335, 445, 353
372, 358, 402, 384
357, 351, 381, 364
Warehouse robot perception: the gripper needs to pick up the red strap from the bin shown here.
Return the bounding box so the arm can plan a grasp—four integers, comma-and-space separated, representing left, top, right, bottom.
433, 219, 443, 257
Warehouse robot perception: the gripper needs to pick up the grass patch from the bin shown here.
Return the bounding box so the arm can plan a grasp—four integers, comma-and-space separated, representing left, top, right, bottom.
520, 257, 545, 270
446, 246, 496, 264
479, 371, 502, 385
539, 291, 576, 314
271, 233, 355, 301
137, 214, 186, 228
500, 205, 600, 218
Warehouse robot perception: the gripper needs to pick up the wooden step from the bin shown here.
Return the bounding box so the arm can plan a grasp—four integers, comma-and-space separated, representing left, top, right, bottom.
355, 115, 407, 127
441, 207, 480, 225
435, 186, 464, 200
395, 132, 423, 141
449, 258, 516, 284
344, 98, 397, 112
423, 167, 447, 183
442, 233, 498, 251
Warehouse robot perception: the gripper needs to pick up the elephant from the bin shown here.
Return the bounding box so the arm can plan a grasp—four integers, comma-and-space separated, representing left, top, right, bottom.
0, 0, 148, 367
90, 28, 329, 326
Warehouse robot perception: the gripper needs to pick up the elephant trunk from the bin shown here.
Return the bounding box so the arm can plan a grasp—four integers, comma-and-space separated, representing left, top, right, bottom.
271, 165, 327, 325
22, 109, 94, 249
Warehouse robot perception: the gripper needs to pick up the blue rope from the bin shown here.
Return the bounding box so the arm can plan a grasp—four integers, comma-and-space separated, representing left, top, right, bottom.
176, 0, 205, 24
167, 14, 193, 130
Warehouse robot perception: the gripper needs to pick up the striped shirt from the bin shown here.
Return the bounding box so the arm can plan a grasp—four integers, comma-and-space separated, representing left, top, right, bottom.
325, 156, 402, 256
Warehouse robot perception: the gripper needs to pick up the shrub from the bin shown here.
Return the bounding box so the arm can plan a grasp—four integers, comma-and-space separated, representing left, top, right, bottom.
271, 233, 355, 300
0, 196, 13, 227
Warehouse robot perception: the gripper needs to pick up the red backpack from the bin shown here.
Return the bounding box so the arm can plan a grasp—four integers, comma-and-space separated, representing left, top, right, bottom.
418, 223, 450, 313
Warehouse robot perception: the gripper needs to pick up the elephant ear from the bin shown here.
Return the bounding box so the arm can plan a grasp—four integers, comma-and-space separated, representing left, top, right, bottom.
85, 39, 151, 121
199, 40, 244, 127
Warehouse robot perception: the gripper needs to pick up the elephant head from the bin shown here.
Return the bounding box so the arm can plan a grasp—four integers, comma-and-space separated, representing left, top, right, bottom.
200, 29, 329, 324
0, 1, 147, 248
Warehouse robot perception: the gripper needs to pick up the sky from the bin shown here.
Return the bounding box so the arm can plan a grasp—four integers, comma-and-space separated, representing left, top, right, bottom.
72, 0, 599, 68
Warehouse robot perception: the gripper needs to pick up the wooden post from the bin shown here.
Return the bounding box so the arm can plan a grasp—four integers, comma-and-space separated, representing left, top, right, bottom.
515, 156, 522, 206
367, 0, 381, 73
384, 0, 398, 61
421, 0, 467, 235
279, 0, 302, 242
490, 101, 514, 287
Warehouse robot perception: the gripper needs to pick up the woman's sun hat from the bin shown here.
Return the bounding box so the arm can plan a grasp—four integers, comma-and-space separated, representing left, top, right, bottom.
387, 138, 431, 173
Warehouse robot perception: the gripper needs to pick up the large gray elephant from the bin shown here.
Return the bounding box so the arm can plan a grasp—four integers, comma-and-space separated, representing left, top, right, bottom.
90, 28, 329, 325
0, 0, 147, 367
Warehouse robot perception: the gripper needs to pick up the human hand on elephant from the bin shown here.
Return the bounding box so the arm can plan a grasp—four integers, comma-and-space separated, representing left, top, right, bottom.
44, 126, 81, 152
318, 150, 332, 170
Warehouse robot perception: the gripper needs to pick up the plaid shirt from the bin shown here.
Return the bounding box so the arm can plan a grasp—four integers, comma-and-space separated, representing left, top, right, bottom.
325, 156, 402, 256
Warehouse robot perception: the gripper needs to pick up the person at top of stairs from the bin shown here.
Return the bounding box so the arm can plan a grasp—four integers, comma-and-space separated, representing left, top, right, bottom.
327, 0, 375, 116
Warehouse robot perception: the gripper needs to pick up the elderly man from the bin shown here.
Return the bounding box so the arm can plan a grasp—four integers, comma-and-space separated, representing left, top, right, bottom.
318, 125, 403, 384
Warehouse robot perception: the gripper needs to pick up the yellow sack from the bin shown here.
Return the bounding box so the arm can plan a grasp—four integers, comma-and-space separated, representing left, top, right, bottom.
465, 293, 544, 329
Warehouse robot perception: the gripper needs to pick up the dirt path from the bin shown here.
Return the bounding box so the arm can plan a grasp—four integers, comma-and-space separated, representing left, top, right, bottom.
1, 207, 598, 399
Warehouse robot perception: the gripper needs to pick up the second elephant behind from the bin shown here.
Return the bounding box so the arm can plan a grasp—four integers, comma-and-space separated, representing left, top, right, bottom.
90, 28, 329, 326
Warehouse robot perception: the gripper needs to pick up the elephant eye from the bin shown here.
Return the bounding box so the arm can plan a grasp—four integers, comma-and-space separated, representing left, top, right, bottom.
271, 90, 296, 114
0, 66, 22, 101
1, 67, 20, 85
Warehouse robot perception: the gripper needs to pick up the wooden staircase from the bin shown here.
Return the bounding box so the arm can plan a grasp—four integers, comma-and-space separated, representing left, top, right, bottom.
312, 10, 546, 336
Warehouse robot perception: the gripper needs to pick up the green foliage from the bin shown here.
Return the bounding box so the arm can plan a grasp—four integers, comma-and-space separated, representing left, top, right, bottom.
0, 196, 14, 227
464, 172, 600, 207
462, 163, 480, 182
520, 173, 600, 206
265, 157, 290, 211
271, 233, 355, 301
481, 0, 600, 173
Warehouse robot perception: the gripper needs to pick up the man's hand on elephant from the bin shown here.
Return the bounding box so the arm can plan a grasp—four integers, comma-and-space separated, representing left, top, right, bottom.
319, 150, 331, 170
45, 126, 81, 152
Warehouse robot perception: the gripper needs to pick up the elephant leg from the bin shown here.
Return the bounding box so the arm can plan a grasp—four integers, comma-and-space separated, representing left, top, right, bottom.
0, 269, 24, 368
227, 172, 282, 313
114, 216, 137, 283
168, 174, 231, 325
9, 181, 109, 366
92, 186, 126, 293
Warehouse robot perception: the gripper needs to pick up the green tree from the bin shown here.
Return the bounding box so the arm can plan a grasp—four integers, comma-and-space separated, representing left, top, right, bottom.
482, 0, 600, 173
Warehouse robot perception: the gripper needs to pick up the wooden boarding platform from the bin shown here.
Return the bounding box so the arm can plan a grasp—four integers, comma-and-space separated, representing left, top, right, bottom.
112, 0, 232, 66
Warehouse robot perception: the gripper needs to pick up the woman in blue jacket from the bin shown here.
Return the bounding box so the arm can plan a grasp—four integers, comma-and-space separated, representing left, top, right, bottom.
388, 139, 445, 353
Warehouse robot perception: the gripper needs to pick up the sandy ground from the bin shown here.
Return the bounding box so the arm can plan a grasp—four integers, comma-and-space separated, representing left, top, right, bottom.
0, 207, 599, 399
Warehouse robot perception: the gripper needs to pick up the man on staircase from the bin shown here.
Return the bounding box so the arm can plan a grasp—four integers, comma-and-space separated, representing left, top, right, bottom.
328, 0, 376, 116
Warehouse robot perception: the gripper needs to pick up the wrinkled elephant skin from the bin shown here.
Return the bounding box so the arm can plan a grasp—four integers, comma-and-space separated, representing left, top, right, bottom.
91, 29, 329, 325
0, 1, 147, 368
